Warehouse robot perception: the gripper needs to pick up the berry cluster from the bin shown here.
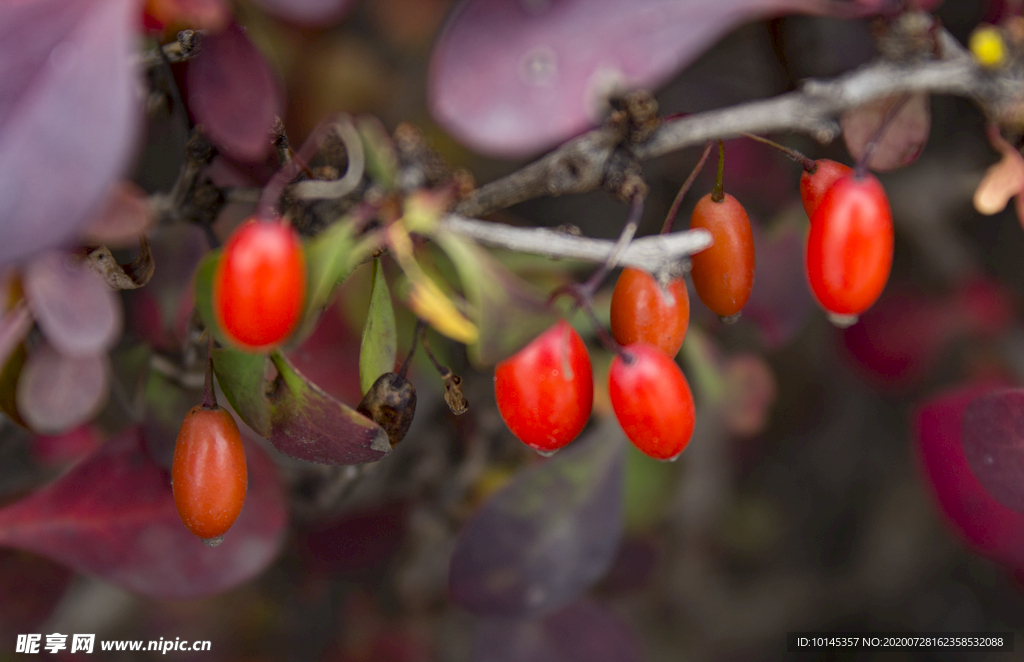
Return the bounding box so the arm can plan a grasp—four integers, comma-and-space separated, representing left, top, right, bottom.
495, 141, 896, 461
496, 148, 757, 461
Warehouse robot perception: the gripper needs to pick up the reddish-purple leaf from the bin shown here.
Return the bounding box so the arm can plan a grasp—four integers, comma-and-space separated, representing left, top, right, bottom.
145, 0, 231, 32
429, 0, 830, 157
125, 224, 206, 353
186, 23, 282, 163
0, 550, 73, 641
913, 382, 1024, 570
843, 279, 1012, 389
212, 346, 391, 465
81, 181, 155, 248
449, 422, 624, 617
471, 600, 642, 662
962, 390, 1024, 513
840, 93, 930, 172
23, 251, 122, 357
16, 342, 109, 435
299, 501, 408, 574
0, 427, 288, 599
32, 425, 102, 467
742, 218, 812, 348
0, 0, 140, 266
252, 0, 356, 26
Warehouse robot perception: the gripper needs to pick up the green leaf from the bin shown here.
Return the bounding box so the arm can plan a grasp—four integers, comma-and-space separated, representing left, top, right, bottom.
192, 250, 229, 345
303, 219, 357, 316
359, 258, 397, 395
212, 346, 271, 436
432, 230, 557, 366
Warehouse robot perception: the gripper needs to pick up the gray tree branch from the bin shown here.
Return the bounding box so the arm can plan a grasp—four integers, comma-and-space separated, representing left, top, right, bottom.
454, 40, 1001, 219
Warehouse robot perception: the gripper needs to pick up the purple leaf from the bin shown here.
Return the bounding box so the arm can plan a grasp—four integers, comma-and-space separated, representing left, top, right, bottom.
962, 389, 1024, 513
472, 600, 642, 662
0, 426, 288, 599
913, 382, 1024, 570
211, 346, 391, 465
742, 217, 812, 348
449, 422, 624, 617
841, 93, 930, 172
31, 424, 102, 467
186, 23, 282, 163
429, 0, 829, 157
125, 224, 207, 353
81, 181, 155, 248
0, 0, 140, 266
23, 251, 122, 357
16, 342, 109, 435
252, 0, 356, 26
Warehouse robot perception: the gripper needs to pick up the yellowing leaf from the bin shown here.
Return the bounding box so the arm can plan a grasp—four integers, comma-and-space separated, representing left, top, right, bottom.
406, 277, 478, 344
387, 223, 478, 344
974, 126, 1024, 216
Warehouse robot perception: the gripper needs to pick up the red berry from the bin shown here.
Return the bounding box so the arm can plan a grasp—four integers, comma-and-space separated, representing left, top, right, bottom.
610, 267, 689, 356
799, 159, 853, 220
805, 173, 893, 320
609, 343, 695, 461
689, 192, 755, 318
214, 219, 306, 350
172, 405, 248, 543
494, 320, 593, 453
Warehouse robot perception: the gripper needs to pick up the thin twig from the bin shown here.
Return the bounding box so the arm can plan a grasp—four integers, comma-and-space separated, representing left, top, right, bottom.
662, 142, 713, 235
440, 215, 711, 278
580, 194, 643, 296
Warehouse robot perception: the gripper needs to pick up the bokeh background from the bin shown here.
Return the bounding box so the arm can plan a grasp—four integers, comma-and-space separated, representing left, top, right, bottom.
3, 0, 1024, 660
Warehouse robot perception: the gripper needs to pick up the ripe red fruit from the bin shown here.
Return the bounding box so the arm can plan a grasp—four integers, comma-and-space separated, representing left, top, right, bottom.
610, 267, 689, 356
805, 172, 893, 320
799, 159, 853, 220
689, 193, 755, 318
172, 405, 248, 543
609, 343, 695, 461
214, 219, 306, 350
494, 320, 593, 453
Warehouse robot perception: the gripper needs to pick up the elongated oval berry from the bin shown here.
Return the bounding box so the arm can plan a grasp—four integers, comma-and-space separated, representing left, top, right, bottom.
172, 405, 248, 544
806, 172, 894, 321
214, 219, 306, 350
799, 159, 853, 220
494, 320, 593, 454
610, 267, 689, 356
689, 193, 755, 318
609, 343, 695, 461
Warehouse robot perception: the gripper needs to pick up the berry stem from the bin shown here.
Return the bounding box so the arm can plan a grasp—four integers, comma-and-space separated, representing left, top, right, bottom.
741, 133, 817, 172
711, 140, 725, 203
201, 335, 217, 410
580, 194, 644, 297
397, 320, 424, 381
419, 326, 449, 378
661, 141, 713, 235
855, 93, 910, 179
